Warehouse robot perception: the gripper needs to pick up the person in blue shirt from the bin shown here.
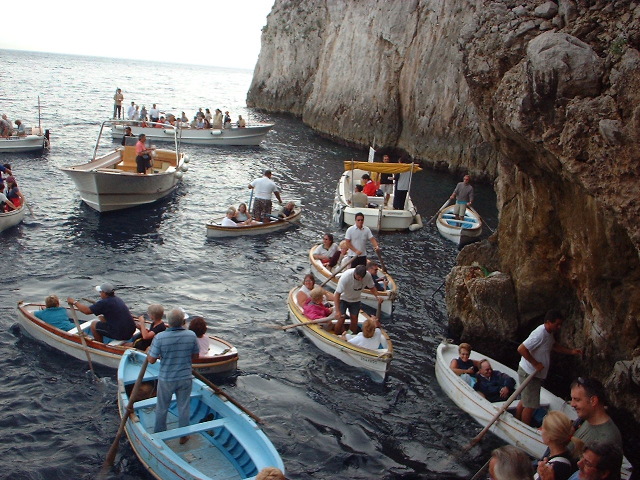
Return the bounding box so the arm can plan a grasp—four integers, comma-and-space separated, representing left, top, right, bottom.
474, 359, 516, 402
148, 308, 199, 444
67, 283, 135, 343
34, 295, 74, 330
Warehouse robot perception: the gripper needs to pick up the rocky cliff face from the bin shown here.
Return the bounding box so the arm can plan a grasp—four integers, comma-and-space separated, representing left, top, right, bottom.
247, 0, 499, 178
248, 0, 640, 422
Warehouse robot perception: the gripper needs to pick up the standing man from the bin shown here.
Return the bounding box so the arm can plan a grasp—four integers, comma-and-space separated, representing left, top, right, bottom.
379, 154, 394, 206
67, 283, 136, 343
570, 377, 623, 451
334, 265, 382, 335
127, 101, 136, 120
147, 308, 199, 445
113, 88, 124, 119
516, 310, 582, 425
149, 104, 160, 123
449, 174, 474, 220
392, 160, 412, 210
344, 212, 380, 268
248, 169, 282, 222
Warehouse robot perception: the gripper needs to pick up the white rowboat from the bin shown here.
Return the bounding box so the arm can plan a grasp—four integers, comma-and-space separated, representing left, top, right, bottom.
0, 205, 27, 233
435, 205, 483, 245
287, 287, 393, 382
308, 244, 397, 315
0, 127, 49, 153
111, 122, 274, 146
206, 207, 302, 238
16, 301, 238, 374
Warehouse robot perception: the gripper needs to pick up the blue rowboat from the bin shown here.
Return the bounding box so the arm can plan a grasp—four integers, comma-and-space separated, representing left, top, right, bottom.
117, 350, 284, 479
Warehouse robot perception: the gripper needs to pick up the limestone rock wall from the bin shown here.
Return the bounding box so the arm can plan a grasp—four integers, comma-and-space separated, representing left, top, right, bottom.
247, 0, 500, 178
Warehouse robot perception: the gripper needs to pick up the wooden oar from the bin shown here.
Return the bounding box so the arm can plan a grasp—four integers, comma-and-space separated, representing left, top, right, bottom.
247, 188, 254, 213
100, 357, 149, 476
192, 369, 263, 424
463, 372, 537, 451
266, 213, 298, 226
69, 304, 97, 379
469, 459, 490, 480
24, 200, 36, 218
471, 207, 495, 234
320, 256, 355, 288
282, 317, 333, 330
426, 199, 451, 225
374, 248, 388, 274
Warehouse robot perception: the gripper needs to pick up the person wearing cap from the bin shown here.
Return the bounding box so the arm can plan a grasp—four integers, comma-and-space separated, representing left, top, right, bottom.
147, 308, 199, 444
248, 170, 283, 223
333, 264, 382, 335
67, 283, 136, 343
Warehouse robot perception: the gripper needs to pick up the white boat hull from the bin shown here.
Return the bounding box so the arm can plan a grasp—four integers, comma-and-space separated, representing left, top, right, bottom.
206, 207, 302, 238
436, 205, 483, 245
307, 245, 397, 315
0, 205, 27, 232
287, 287, 393, 382
111, 123, 274, 146
335, 169, 421, 232
0, 134, 47, 153
16, 302, 238, 373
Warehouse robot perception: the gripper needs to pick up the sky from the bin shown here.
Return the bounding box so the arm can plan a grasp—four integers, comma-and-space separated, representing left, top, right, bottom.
0, 0, 275, 70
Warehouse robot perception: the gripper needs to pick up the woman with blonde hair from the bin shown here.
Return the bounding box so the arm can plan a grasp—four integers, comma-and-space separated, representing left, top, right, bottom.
535, 410, 583, 480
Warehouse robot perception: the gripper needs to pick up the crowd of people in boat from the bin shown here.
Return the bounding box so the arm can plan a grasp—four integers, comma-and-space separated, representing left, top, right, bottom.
449, 310, 626, 480
112, 88, 247, 129
0, 164, 25, 212
0, 113, 30, 138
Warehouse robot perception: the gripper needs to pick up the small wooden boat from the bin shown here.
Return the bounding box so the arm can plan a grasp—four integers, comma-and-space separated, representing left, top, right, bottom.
206, 206, 302, 238
61, 120, 188, 212
308, 244, 397, 315
0, 126, 50, 153
436, 341, 633, 478
0, 205, 27, 233
286, 286, 393, 382
333, 157, 423, 232
16, 301, 238, 374
118, 349, 285, 479
435, 204, 482, 245
111, 122, 274, 146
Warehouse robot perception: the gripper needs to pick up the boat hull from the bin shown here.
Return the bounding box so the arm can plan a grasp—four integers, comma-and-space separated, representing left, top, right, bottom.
111, 123, 274, 146
206, 207, 302, 238
16, 302, 238, 373
0, 133, 46, 153
335, 169, 421, 231
287, 287, 392, 382
118, 350, 284, 480
0, 205, 27, 232
436, 205, 483, 245
308, 245, 397, 315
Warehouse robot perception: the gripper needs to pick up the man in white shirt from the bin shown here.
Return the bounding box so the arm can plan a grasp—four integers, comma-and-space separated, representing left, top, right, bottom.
127, 101, 136, 120
248, 169, 283, 222
149, 104, 160, 123
333, 265, 381, 335
344, 212, 380, 268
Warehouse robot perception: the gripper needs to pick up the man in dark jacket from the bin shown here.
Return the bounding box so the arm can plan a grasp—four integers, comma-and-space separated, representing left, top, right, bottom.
474, 359, 516, 402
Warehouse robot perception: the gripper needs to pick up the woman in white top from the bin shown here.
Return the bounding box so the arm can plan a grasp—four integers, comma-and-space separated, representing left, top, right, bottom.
221, 208, 239, 227
188, 316, 211, 357
313, 233, 339, 266
342, 317, 382, 349
296, 274, 334, 306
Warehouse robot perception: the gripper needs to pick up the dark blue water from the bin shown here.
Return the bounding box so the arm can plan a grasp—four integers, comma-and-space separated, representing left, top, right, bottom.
1, 50, 501, 479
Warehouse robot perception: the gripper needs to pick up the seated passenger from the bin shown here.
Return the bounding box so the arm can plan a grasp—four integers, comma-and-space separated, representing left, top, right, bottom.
189, 316, 211, 357
195, 117, 205, 129
14, 120, 26, 136
361, 173, 378, 196
331, 240, 353, 273
342, 317, 383, 349
0, 181, 17, 212
223, 111, 232, 128
296, 273, 334, 306
34, 295, 75, 330
236, 202, 260, 224
313, 233, 339, 267
135, 134, 155, 174
474, 359, 516, 402
350, 184, 368, 208
302, 287, 334, 320
155, 116, 167, 128
4, 176, 23, 208
366, 261, 388, 291
237, 115, 246, 128
221, 208, 240, 227
534, 411, 583, 480
278, 201, 295, 218
450, 342, 479, 386
126, 304, 166, 351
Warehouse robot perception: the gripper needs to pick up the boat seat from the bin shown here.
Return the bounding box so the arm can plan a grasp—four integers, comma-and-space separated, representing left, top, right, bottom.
366, 196, 383, 206
67, 320, 94, 334
152, 418, 229, 440
118, 145, 138, 172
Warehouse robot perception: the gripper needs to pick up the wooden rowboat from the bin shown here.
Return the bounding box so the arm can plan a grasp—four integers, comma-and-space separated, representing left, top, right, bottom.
16, 301, 238, 374
206, 206, 302, 238
435, 341, 633, 479
286, 286, 393, 382
0, 205, 27, 233
308, 244, 397, 315
118, 349, 285, 480
435, 205, 483, 245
